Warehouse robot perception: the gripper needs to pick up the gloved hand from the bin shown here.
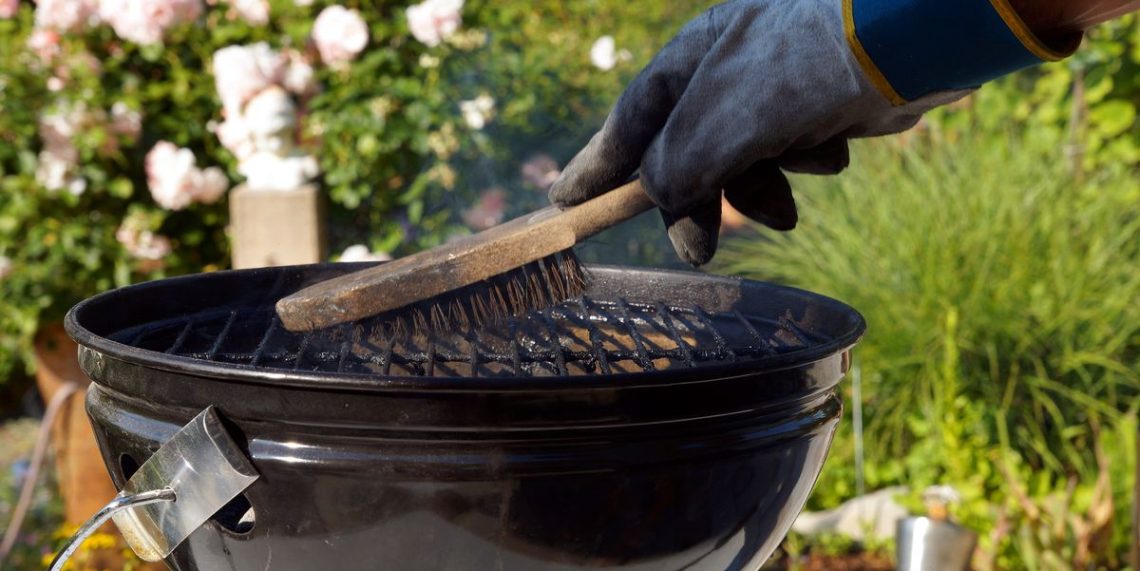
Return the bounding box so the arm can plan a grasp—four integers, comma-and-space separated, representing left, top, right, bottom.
549, 0, 970, 266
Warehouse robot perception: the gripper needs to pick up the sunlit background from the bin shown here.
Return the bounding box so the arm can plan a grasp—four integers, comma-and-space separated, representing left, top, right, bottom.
0, 0, 1137, 568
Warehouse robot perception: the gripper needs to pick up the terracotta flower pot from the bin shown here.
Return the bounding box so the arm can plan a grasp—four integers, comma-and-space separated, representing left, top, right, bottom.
32, 322, 115, 524
33, 322, 164, 570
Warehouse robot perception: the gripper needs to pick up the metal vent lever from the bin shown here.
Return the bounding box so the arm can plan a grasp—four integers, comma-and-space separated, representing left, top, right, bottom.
50, 407, 259, 569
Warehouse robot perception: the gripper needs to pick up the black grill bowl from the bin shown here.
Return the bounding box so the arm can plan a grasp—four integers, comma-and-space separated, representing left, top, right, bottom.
66, 263, 865, 571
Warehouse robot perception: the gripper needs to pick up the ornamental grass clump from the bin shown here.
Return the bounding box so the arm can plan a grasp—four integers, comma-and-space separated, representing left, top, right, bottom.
719, 125, 1140, 565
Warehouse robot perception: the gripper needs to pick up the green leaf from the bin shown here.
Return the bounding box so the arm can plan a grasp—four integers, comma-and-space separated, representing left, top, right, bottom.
1089, 100, 1137, 138
406, 200, 424, 224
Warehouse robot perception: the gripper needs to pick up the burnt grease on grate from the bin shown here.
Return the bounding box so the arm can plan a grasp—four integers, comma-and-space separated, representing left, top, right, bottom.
111, 297, 820, 378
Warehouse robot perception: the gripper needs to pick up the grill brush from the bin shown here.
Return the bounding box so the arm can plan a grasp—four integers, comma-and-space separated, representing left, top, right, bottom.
275, 179, 655, 333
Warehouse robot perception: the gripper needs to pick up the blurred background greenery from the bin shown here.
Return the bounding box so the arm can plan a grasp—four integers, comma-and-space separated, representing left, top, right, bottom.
0, 0, 1137, 568
721, 14, 1140, 570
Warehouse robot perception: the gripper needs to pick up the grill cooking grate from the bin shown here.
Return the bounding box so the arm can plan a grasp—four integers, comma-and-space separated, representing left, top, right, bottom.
111, 297, 819, 378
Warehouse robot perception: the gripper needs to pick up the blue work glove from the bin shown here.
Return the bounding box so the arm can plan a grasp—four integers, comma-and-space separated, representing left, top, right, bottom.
550, 0, 970, 265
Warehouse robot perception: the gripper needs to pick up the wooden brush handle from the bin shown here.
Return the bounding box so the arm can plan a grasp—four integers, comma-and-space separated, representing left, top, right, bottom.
554, 179, 657, 240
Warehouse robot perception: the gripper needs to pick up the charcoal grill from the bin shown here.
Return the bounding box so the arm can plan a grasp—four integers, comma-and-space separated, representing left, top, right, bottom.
66, 263, 864, 571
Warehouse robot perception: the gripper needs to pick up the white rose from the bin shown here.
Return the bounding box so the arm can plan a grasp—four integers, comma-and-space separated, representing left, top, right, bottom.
35, 151, 71, 192
99, 0, 203, 45
215, 115, 255, 160
229, 0, 267, 25
281, 49, 316, 96
459, 94, 494, 130
243, 86, 296, 141
590, 35, 631, 71
337, 244, 392, 263
212, 43, 284, 116
406, 0, 462, 47
311, 6, 368, 66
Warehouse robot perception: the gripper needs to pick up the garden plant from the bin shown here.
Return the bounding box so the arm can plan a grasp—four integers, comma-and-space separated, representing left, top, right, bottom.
721, 15, 1140, 568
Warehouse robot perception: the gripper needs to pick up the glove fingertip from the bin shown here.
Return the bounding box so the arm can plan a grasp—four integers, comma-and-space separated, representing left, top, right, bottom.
662, 203, 721, 267
547, 172, 585, 207
724, 164, 799, 232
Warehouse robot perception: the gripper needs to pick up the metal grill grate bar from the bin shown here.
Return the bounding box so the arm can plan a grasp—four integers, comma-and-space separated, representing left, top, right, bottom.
293, 331, 314, 370
778, 316, 813, 347
380, 337, 395, 376
507, 320, 524, 377
467, 326, 480, 378
206, 311, 239, 361
335, 325, 356, 373
425, 340, 436, 377
657, 303, 695, 368
576, 297, 612, 375
734, 310, 776, 357
166, 320, 195, 355
693, 307, 737, 363
617, 299, 655, 372
540, 310, 569, 376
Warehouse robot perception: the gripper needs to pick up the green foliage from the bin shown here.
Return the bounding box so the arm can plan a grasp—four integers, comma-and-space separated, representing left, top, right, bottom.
926, 15, 1140, 176
719, 123, 1139, 566
0, 419, 63, 570
722, 20, 1140, 565
0, 1, 704, 381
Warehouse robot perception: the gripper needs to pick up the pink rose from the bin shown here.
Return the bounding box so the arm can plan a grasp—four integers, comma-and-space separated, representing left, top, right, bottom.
36, 104, 86, 195
462, 187, 506, 230
405, 0, 462, 47
311, 6, 368, 66
116, 225, 173, 261
228, 0, 267, 25
26, 29, 61, 62
36, 105, 85, 192
110, 102, 142, 141
1, 0, 19, 18
99, 0, 202, 44
33, 0, 97, 31
146, 141, 229, 210
212, 43, 284, 115
520, 154, 560, 190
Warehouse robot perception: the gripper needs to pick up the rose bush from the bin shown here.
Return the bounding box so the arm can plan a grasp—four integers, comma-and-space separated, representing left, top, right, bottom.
0, 0, 703, 380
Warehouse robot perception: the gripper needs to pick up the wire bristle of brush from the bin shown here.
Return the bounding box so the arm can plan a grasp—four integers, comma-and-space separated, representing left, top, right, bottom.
359, 250, 589, 342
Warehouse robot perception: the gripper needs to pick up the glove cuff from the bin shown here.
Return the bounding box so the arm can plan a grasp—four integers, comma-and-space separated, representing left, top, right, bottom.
844, 0, 1082, 105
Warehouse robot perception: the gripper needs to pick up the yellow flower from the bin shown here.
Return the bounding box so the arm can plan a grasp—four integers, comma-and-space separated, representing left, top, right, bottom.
426, 123, 459, 160
84, 532, 117, 550
428, 163, 457, 190
41, 553, 62, 569
54, 524, 80, 540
